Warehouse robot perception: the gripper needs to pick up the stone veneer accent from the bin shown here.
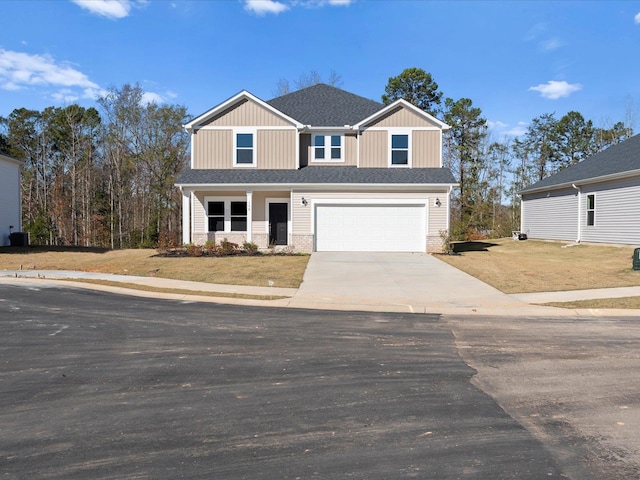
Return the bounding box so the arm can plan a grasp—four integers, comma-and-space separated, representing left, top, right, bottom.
426, 234, 442, 253
192, 232, 247, 246
291, 234, 314, 254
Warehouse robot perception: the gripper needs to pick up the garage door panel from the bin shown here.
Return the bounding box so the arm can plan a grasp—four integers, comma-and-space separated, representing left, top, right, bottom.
315, 204, 425, 252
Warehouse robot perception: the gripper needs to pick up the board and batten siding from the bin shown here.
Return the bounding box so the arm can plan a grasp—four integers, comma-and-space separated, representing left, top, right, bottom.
202, 99, 291, 127
359, 131, 387, 167
580, 175, 640, 244
521, 188, 578, 241
363, 106, 440, 128
192, 130, 232, 169
257, 130, 296, 169
413, 130, 441, 168
0, 155, 21, 246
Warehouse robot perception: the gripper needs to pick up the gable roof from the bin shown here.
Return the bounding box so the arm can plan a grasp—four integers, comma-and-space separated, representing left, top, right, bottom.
176, 166, 457, 187
184, 90, 303, 132
520, 133, 640, 194
267, 84, 383, 127
354, 98, 450, 131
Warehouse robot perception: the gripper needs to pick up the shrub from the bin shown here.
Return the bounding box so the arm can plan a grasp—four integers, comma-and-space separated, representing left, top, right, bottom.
186, 243, 203, 257
219, 239, 239, 256
242, 242, 260, 255
204, 240, 218, 255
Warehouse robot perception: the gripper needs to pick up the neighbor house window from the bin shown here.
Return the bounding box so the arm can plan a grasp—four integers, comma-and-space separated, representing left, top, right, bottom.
586, 194, 595, 226
206, 198, 248, 232
235, 131, 255, 166
390, 133, 409, 166
312, 134, 343, 162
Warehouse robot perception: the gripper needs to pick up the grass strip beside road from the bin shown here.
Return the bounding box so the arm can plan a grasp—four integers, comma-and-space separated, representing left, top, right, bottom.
538, 296, 640, 310
60, 279, 289, 301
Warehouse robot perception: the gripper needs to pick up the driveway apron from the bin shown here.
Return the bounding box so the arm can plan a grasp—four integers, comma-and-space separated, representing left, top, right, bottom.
288, 252, 531, 314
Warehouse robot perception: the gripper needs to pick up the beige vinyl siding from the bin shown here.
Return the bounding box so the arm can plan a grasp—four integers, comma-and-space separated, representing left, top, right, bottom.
291, 190, 444, 235
428, 194, 449, 236
413, 130, 442, 168
580, 176, 640, 244
192, 130, 232, 169
344, 134, 357, 166
364, 106, 440, 128
359, 131, 387, 168
521, 188, 578, 241
257, 130, 296, 169
203, 99, 291, 127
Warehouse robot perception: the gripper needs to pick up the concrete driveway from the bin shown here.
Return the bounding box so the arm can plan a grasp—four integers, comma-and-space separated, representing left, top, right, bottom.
288, 252, 557, 315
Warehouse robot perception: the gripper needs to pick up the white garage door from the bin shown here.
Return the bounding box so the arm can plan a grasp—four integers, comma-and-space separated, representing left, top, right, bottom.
315, 204, 426, 252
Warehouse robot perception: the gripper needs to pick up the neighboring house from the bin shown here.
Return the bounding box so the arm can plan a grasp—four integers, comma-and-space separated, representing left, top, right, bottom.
519, 133, 640, 245
0, 153, 23, 246
176, 84, 456, 253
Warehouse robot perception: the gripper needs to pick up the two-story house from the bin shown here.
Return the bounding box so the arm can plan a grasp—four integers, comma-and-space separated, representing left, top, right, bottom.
176, 84, 457, 253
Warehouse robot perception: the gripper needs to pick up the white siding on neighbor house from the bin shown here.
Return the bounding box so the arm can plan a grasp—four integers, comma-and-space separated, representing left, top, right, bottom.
0, 156, 21, 246
522, 187, 578, 241
580, 175, 640, 245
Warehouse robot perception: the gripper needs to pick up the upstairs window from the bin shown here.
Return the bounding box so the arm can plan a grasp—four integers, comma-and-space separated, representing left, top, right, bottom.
586, 194, 595, 226
312, 134, 343, 162
235, 132, 254, 166
390, 134, 409, 166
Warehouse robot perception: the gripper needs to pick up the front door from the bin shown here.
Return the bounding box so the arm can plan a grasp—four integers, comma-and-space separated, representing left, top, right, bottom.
269, 203, 288, 245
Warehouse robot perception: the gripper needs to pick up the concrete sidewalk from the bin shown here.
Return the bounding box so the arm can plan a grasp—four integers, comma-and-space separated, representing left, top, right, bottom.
2, 254, 639, 316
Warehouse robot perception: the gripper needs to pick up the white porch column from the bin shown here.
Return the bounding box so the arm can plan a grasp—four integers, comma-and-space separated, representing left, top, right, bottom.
246, 190, 253, 242
182, 189, 191, 245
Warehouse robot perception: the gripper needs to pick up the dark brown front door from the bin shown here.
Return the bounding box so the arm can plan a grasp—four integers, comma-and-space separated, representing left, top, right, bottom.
269, 203, 288, 245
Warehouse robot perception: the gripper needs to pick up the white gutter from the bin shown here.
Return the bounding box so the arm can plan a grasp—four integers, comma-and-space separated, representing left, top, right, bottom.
572, 183, 582, 243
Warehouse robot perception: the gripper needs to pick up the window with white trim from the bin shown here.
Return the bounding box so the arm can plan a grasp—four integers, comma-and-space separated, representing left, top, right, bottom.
312, 134, 343, 162
207, 198, 248, 232
234, 131, 255, 166
586, 194, 595, 226
390, 133, 409, 166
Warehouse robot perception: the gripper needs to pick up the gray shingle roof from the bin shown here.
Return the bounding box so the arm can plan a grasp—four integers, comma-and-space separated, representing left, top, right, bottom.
176, 166, 456, 186
267, 84, 383, 127
520, 133, 640, 193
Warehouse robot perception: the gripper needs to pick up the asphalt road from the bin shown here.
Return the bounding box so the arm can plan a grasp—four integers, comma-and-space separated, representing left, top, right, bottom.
448, 314, 640, 480
0, 283, 563, 479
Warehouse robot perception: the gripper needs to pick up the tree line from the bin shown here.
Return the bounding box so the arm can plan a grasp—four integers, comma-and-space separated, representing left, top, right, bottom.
1, 72, 634, 248
381, 67, 634, 239
0, 84, 189, 248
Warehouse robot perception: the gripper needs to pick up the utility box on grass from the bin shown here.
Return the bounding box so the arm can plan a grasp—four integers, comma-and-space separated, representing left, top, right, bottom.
633, 248, 640, 271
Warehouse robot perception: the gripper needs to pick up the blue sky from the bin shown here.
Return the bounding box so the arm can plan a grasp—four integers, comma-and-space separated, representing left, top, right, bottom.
1, 0, 640, 138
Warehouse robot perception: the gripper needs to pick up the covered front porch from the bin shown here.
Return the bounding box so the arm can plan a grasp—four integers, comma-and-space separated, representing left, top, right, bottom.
181, 188, 295, 250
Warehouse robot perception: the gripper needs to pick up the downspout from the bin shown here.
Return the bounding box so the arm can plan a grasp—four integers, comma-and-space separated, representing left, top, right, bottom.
572, 184, 581, 243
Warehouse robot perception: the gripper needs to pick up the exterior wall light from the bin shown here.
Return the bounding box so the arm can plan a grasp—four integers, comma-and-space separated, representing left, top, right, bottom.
301, 197, 308, 206
435, 198, 441, 207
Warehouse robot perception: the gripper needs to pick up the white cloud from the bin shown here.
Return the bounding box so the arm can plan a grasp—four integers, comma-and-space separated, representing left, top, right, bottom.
529, 80, 582, 100
242, 0, 353, 15
243, 0, 289, 15
487, 120, 528, 137
635, 12, 640, 24
141, 91, 165, 105
0, 48, 102, 101
71, 0, 133, 19
541, 38, 563, 51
